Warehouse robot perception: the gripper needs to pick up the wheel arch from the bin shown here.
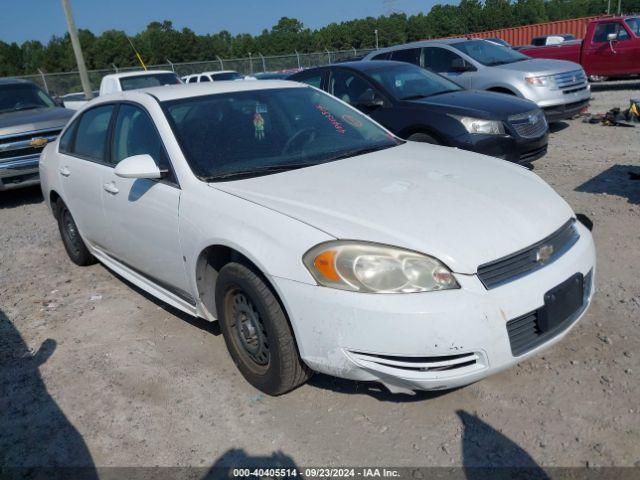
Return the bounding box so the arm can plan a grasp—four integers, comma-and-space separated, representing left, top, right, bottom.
399, 125, 447, 145
487, 86, 519, 96
49, 190, 63, 220
194, 243, 287, 322
194, 242, 308, 359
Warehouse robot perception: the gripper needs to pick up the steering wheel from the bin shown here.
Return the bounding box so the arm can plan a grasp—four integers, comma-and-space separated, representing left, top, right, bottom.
282, 128, 317, 155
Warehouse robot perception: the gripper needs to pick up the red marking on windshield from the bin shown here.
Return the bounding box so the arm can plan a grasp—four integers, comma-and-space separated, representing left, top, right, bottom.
315, 104, 345, 134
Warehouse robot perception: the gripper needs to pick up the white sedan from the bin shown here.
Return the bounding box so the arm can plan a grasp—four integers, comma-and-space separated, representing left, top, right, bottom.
39, 81, 596, 395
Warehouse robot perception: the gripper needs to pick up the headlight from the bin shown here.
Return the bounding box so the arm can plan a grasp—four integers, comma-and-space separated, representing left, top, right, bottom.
303, 241, 459, 293
525, 75, 556, 88
451, 116, 505, 135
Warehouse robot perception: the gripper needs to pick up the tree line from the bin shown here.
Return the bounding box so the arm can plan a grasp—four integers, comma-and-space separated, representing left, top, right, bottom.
1, 0, 638, 76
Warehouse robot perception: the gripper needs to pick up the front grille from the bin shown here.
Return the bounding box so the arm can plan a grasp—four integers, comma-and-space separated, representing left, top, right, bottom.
509, 110, 548, 138
477, 219, 579, 289
0, 129, 61, 162
553, 69, 588, 91
507, 270, 592, 356
347, 350, 481, 372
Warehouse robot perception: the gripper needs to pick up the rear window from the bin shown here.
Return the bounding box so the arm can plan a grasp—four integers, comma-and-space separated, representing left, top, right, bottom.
119, 73, 181, 91
211, 72, 243, 81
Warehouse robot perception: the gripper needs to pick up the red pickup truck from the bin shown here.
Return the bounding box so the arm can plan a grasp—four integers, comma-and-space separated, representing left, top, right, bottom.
519, 16, 640, 79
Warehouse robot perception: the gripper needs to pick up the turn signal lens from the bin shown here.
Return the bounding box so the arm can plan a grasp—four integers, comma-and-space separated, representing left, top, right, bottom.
313, 250, 340, 282
303, 241, 459, 294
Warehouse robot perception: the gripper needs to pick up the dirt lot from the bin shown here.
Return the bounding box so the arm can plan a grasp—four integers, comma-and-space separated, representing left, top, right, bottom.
1, 80, 639, 473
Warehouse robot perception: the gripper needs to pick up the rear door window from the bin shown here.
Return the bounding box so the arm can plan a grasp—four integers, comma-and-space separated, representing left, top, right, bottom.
390, 48, 422, 66
329, 70, 376, 105
423, 47, 464, 73
72, 105, 115, 162
291, 71, 324, 89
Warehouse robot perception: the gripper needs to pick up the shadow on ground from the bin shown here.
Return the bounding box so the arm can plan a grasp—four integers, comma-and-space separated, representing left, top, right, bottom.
575, 164, 640, 205
0, 309, 98, 479
458, 410, 549, 479
0, 185, 43, 209
548, 121, 570, 133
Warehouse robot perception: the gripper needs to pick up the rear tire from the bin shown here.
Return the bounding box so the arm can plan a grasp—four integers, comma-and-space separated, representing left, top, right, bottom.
215, 262, 311, 395
56, 199, 96, 266
407, 132, 440, 144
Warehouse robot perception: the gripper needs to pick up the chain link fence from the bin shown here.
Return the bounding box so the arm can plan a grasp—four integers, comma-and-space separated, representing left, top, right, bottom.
11, 48, 376, 97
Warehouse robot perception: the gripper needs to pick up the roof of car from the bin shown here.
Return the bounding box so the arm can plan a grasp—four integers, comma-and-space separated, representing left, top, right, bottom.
300, 60, 413, 73
125, 79, 306, 102
364, 37, 478, 58
0, 78, 33, 86
202, 70, 239, 75
102, 70, 176, 80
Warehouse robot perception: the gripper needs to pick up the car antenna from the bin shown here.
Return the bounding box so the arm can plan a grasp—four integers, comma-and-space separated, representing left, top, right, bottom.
127, 36, 148, 71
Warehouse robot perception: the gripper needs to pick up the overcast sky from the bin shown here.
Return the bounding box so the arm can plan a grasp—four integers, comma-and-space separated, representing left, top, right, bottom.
1, 0, 457, 44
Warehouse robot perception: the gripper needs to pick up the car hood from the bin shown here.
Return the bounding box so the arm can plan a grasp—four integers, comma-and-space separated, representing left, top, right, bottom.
0, 107, 74, 137
211, 143, 574, 274
496, 58, 582, 75
409, 90, 538, 119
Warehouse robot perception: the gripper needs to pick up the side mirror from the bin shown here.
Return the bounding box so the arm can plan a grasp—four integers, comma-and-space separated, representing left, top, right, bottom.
607, 32, 618, 42
114, 154, 163, 180
356, 90, 384, 108
451, 58, 473, 72
53, 96, 65, 107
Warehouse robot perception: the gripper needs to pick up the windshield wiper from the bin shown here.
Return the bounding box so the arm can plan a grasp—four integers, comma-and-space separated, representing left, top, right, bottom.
204, 163, 312, 182
401, 94, 428, 100
323, 143, 397, 162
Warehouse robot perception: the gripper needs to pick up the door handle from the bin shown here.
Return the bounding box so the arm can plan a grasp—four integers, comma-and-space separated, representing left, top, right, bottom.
59, 166, 71, 177
103, 182, 119, 195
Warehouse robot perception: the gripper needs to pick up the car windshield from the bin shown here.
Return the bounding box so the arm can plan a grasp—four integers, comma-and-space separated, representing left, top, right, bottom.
163, 87, 401, 181
0, 83, 56, 113
368, 63, 462, 100
626, 18, 640, 36
212, 72, 243, 81
452, 40, 530, 66
119, 73, 181, 91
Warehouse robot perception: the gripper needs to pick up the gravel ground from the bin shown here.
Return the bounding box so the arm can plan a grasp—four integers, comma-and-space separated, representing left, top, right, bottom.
1, 80, 639, 473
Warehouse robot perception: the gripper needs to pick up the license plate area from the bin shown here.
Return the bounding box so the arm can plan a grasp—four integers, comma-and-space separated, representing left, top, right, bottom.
539, 273, 584, 333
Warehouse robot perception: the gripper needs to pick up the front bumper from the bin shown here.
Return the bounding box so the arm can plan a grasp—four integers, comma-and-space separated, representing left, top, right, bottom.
523, 84, 591, 122
542, 99, 590, 123
449, 130, 548, 164
272, 222, 596, 393
0, 154, 40, 191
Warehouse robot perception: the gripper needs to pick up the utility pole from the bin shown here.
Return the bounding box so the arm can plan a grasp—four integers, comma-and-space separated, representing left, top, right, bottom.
617, 0, 622, 14
607, 0, 611, 14
374, 29, 379, 49
61, 0, 93, 100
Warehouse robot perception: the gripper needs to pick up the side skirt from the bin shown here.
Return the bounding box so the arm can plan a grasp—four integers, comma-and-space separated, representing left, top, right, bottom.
89, 244, 200, 318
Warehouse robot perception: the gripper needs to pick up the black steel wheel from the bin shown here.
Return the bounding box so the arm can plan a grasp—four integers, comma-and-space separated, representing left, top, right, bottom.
56, 199, 96, 266
215, 262, 311, 395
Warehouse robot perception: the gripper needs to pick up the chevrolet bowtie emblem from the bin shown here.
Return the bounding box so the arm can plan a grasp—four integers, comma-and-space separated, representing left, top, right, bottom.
536, 244, 554, 263
30, 137, 48, 148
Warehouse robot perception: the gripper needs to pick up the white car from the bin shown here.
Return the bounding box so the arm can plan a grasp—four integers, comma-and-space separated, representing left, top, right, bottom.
39, 81, 596, 395
183, 71, 244, 84
99, 70, 182, 96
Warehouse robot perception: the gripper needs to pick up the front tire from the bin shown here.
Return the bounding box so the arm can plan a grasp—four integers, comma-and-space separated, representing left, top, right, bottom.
56, 199, 96, 266
215, 262, 311, 395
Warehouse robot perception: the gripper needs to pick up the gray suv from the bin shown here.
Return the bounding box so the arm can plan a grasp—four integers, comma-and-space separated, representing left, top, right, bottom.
363, 38, 591, 122
0, 79, 74, 191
